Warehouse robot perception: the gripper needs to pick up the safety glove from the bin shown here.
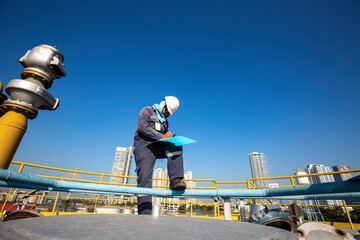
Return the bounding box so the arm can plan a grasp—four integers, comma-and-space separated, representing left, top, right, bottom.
161, 132, 173, 139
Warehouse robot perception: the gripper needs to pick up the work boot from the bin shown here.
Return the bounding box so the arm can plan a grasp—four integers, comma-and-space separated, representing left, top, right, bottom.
170, 178, 187, 190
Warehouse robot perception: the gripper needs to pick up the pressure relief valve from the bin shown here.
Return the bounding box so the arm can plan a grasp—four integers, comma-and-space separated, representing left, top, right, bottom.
3, 44, 66, 119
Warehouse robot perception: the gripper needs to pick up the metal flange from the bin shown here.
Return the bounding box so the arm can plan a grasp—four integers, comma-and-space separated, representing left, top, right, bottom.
5, 79, 59, 110
2, 100, 38, 119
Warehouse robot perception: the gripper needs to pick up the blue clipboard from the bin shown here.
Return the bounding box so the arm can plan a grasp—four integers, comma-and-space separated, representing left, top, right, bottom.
159, 136, 196, 146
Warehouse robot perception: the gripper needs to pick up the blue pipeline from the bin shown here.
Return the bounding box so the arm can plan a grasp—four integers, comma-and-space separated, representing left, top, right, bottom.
0, 169, 359, 199
0, 181, 136, 196
266, 192, 360, 200
0, 180, 359, 200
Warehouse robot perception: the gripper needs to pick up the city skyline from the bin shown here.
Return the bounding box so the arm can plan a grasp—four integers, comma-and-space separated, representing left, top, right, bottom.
292, 164, 356, 207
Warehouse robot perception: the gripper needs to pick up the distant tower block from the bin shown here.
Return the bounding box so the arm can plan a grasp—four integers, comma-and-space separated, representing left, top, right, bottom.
249, 152, 270, 188
294, 168, 310, 185
305, 164, 340, 206
110, 147, 134, 184
184, 170, 195, 189
332, 165, 354, 205
332, 165, 354, 182
152, 169, 195, 211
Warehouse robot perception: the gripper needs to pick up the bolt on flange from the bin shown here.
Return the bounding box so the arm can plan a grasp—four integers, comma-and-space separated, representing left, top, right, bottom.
2, 100, 38, 119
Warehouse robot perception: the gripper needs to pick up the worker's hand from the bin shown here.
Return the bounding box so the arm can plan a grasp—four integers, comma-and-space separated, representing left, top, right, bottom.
162, 132, 173, 139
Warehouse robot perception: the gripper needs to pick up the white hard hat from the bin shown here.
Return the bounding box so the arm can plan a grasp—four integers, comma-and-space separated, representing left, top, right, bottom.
165, 96, 179, 115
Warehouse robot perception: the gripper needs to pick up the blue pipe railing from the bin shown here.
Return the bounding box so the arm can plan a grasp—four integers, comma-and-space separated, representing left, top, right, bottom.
0, 169, 359, 200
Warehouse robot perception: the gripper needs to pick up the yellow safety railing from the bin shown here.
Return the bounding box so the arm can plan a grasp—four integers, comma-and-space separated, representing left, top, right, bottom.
215, 169, 360, 229
1, 161, 359, 229
1, 161, 216, 216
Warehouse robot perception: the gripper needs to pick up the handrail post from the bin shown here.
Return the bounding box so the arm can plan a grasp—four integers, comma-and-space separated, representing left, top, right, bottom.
1, 188, 13, 212
18, 163, 25, 173
52, 191, 60, 215
93, 174, 104, 213
161, 177, 166, 215
342, 200, 354, 230
215, 181, 220, 218
190, 198, 193, 217
213, 201, 217, 218
290, 177, 295, 186
291, 175, 300, 206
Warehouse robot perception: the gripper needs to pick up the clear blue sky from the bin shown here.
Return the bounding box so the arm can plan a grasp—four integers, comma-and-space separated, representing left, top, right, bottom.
1, 1, 359, 182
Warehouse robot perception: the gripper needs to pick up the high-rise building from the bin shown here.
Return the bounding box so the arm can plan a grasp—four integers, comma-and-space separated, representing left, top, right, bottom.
332, 165, 354, 182
293, 168, 310, 185
184, 170, 195, 189
293, 168, 311, 206
305, 164, 341, 206
332, 165, 354, 205
110, 147, 133, 184
153, 168, 168, 188
249, 152, 270, 188
306, 164, 335, 184
153, 169, 195, 211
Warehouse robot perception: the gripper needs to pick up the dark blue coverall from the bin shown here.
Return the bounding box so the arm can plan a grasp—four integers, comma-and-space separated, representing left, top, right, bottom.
133, 106, 184, 215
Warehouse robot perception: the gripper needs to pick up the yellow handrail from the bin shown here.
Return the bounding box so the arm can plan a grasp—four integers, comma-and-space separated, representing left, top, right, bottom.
2, 160, 359, 228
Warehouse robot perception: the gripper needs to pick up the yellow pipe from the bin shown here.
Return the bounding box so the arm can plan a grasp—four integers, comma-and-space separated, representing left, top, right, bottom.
0, 111, 28, 169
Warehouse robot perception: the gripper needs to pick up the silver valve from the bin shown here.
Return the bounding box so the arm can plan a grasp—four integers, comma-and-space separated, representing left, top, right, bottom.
19, 44, 66, 89
3, 44, 66, 118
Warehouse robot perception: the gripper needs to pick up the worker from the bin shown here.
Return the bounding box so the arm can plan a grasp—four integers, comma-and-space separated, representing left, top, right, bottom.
133, 96, 186, 215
